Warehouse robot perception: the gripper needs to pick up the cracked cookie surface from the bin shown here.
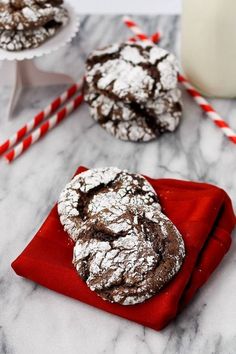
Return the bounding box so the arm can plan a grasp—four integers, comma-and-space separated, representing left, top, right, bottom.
0, 0, 68, 50
0, 0, 65, 30
73, 207, 185, 305
58, 167, 161, 241
84, 42, 182, 141
58, 167, 185, 305
85, 85, 182, 141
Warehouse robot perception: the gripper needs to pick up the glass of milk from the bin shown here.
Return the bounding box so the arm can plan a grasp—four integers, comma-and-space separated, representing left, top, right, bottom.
181, 0, 236, 98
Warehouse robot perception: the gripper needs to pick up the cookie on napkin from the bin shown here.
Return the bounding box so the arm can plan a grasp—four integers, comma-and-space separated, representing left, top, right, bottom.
58, 167, 185, 305
11, 166, 235, 330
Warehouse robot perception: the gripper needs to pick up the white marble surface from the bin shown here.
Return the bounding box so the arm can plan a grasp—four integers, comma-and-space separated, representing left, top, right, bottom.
0, 16, 236, 354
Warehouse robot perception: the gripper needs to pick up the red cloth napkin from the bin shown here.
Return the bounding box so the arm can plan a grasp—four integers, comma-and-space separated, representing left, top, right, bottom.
12, 166, 235, 331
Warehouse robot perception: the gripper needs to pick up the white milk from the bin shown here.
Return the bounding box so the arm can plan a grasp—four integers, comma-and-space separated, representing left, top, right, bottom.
181, 0, 236, 98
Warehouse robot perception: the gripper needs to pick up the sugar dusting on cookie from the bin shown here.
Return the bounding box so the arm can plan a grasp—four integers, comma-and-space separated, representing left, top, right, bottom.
58, 167, 160, 240
0, 0, 69, 50
58, 167, 185, 305
84, 41, 182, 142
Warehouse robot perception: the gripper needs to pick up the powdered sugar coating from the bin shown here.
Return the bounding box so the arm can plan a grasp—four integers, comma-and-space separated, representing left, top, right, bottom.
0, 0, 57, 30
58, 167, 160, 241
95, 59, 154, 102
85, 87, 182, 141
84, 41, 182, 142
58, 167, 185, 305
85, 41, 179, 104
120, 45, 146, 64
0, 2, 68, 51
74, 225, 158, 292
73, 204, 185, 305
0, 24, 55, 50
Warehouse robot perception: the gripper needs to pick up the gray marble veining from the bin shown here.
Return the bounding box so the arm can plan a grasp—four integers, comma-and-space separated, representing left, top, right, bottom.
0, 16, 235, 354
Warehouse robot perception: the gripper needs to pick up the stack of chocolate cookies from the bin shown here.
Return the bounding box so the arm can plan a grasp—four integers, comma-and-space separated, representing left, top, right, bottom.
58, 167, 185, 305
0, 0, 69, 51
84, 42, 183, 142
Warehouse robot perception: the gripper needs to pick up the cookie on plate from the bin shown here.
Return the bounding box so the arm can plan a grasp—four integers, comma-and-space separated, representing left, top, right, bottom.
0, 0, 69, 50
0, 0, 56, 30
0, 21, 58, 50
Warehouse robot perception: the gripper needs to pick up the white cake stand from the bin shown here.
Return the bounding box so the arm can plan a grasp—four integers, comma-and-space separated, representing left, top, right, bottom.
0, 3, 80, 119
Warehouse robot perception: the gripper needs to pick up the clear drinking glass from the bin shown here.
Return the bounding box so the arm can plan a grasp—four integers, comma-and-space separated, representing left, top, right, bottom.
181, 0, 236, 98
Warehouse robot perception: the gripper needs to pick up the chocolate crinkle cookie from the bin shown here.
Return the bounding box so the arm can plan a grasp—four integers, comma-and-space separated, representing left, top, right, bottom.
84, 42, 183, 142
58, 167, 185, 305
0, 0, 69, 51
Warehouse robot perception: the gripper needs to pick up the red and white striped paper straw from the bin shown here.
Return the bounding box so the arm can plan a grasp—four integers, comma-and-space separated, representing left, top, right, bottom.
0, 79, 83, 155
178, 74, 236, 144
123, 16, 160, 43
128, 32, 161, 44
5, 94, 84, 163
123, 16, 236, 145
